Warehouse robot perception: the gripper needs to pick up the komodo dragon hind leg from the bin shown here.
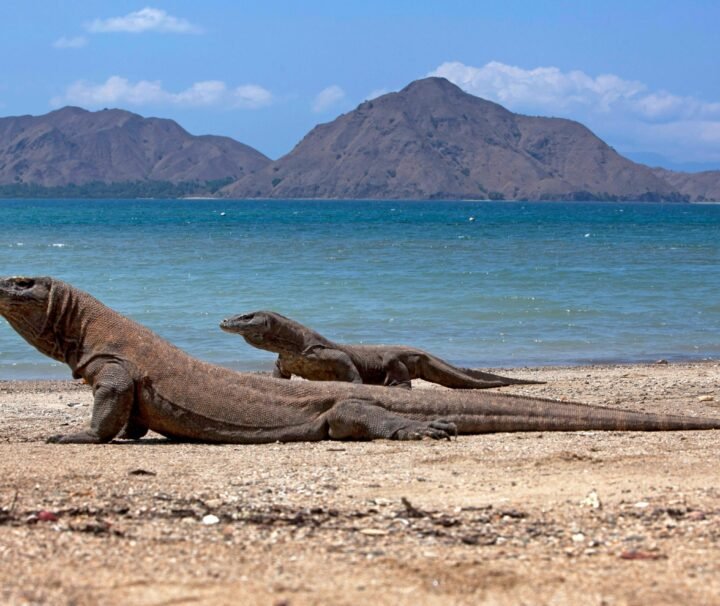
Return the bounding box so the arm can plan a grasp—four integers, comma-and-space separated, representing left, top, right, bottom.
381, 355, 412, 389
47, 363, 135, 444
326, 399, 456, 441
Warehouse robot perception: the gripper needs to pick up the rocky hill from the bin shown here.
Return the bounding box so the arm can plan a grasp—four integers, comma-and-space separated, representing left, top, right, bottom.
223, 77, 686, 201
0, 106, 270, 187
652, 168, 720, 202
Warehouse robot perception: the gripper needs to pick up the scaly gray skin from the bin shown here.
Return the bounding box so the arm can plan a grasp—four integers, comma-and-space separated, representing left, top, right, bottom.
2, 276, 720, 445
219, 310, 543, 389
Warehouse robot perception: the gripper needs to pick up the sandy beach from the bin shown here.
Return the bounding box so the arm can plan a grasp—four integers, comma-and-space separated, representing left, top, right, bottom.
1, 361, 719, 605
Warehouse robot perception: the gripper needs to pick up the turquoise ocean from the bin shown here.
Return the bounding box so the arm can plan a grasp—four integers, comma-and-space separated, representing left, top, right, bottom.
1, 199, 719, 379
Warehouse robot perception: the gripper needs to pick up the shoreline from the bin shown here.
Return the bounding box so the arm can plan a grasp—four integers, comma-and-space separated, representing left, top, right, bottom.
1, 356, 718, 384
2, 359, 718, 422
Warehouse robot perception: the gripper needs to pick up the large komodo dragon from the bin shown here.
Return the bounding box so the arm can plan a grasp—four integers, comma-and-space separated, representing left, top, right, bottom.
220, 310, 542, 389
2, 276, 720, 445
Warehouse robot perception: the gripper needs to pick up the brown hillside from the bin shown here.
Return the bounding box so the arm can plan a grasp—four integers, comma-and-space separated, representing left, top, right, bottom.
224, 77, 683, 201
0, 106, 270, 186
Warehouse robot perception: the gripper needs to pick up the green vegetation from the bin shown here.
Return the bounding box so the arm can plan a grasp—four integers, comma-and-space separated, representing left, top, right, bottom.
0, 178, 234, 199
537, 191, 690, 202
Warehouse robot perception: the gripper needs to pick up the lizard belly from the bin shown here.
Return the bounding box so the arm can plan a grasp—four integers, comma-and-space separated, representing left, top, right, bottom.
138, 383, 331, 443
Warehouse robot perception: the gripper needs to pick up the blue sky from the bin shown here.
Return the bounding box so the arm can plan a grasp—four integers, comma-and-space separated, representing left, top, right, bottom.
1, 1, 719, 169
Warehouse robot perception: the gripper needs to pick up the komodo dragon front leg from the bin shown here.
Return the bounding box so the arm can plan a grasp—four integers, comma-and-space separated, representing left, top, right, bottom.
272, 359, 291, 379
290, 345, 363, 383
47, 362, 136, 444
326, 399, 456, 440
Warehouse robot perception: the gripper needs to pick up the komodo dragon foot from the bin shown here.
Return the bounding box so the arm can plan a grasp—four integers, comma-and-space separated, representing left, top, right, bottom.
326, 399, 458, 441
393, 420, 458, 441
46, 431, 107, 444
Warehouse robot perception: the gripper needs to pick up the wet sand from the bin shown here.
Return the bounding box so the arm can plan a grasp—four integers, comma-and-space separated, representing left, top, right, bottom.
1, 361, 719, 605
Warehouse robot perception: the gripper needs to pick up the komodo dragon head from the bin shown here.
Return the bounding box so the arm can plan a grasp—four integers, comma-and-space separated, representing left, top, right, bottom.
220, 310, 314, 353
0, 276, 59, 358
219, 310, 282, 344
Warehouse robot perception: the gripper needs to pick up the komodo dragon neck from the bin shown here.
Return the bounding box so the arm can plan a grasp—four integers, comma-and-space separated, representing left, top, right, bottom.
243, 313, 334, 355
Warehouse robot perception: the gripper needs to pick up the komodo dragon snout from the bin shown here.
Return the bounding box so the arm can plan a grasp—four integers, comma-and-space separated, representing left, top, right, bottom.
0, 276, 52, 310
0, 276, 54, 340
220, 311, 272, 336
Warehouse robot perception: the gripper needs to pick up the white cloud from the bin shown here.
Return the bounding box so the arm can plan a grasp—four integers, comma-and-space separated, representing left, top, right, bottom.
86, 7, 202, 34
53, 36, 88, 49
429, 61, 647, 115
429, 60, 720, 164
365, 88, 390, 101
173, 81, 227, 106
51, 76, 273, 109
312, 85, 346, 113
55, 77, 166, 106
233, 84, 274, 109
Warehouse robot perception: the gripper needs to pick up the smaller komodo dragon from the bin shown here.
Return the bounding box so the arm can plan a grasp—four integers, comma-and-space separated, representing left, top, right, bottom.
3, 276, 720, 445
220, 310, 542, 389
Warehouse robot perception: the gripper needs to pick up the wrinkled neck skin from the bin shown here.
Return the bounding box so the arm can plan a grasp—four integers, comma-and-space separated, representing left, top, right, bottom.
4, 282, 94, 376
243, 316, 333, 355
3, 302, 57, 363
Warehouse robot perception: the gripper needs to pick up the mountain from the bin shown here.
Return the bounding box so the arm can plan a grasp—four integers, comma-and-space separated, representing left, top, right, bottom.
652, 168, 720, 202
223, 77, 684, 201
2, 84, 719, 201
0, 106, 270, 187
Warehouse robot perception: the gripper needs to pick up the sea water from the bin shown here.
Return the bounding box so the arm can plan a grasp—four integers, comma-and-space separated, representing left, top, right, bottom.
1, 199, 719, 379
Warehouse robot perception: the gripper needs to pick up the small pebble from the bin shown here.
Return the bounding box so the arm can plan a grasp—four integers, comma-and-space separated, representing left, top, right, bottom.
686, 511, 706, 521
222, 525, 234, 538
580, 490, 602, 509
202, 514, 220, 525
37, 510, 59, 522
620, 549, 665, 561
359, 528, 388, 536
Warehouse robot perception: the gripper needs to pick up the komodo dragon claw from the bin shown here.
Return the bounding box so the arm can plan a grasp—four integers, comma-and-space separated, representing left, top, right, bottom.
395, 420, 457, 441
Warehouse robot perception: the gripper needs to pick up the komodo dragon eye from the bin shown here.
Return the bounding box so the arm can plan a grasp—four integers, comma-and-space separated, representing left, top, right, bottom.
14, 278, 35, 289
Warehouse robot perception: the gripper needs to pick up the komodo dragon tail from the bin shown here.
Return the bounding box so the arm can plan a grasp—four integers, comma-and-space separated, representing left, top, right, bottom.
388, 391, 720, 433
417, 355, 545, 388
459, 367, 544, 385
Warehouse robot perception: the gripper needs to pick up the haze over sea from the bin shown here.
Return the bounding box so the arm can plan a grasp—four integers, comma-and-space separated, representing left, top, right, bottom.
1, 199, 719, 379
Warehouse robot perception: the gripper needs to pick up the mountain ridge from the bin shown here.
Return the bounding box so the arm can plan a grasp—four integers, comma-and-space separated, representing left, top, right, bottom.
222, 78, 690, 201
0, 106, 270, 187
1, 79, 718, 201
